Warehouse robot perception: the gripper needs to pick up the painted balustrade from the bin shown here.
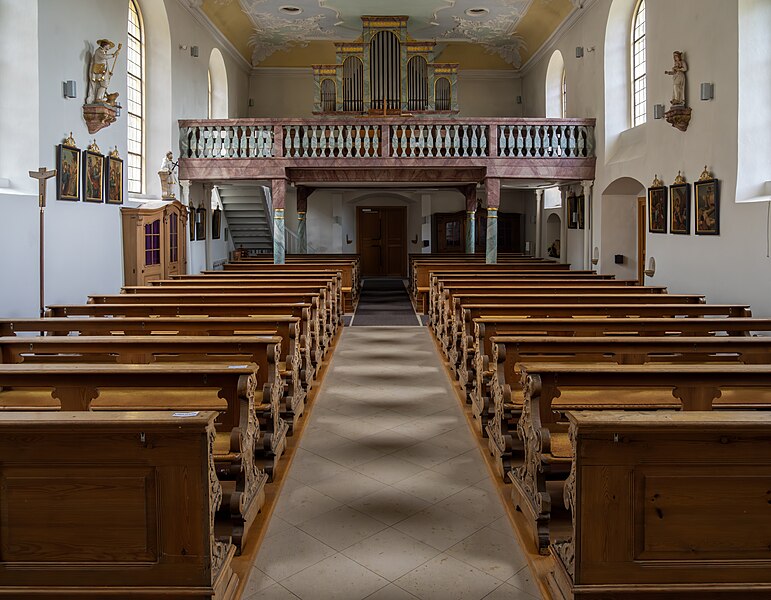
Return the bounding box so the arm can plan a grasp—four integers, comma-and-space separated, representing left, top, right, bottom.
179, 118, 595, 161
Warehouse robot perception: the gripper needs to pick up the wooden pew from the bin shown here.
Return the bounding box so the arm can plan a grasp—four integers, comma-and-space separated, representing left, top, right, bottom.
512, 362, 771, 554
0, 333, 302, 434
441, 294, 708, 364
0, 364, 270, 551
0, 411, 239, 599
550, 410, 771, 599
0, 315, 316, 391
469, 318, 771, 438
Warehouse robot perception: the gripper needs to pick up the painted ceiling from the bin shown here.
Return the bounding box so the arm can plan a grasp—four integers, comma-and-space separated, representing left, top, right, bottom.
189, 0, 580, 69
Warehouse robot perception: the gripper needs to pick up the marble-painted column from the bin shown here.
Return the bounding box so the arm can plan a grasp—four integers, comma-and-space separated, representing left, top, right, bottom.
421, 194, 432, 253
203, 183, 212, 271
271, 178, 286, 264
296, 186, 312, 254
462, 184, 477, 254
581, 180, 594, 270
485, 178, 501, 264
534, 189, 544, 258
179, 179, 192, 272
559, 185, 570, 264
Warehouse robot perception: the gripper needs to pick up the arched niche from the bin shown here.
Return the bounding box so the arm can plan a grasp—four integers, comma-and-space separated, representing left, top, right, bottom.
135, 0, 172, 198
435, 77, 451, 111
320, 79, 336, 112
544, 213, 562, 258
545, 50, 565, 118
601, 176, 645, 280
604, 0, 638, 148
342, 56, 364, 112
370, 31, 401, 111
407, 55, 428, 111
208, 48, 229, 119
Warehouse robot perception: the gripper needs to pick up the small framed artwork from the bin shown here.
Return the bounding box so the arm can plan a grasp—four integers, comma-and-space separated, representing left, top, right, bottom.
647, 181, 667, 234
695, 171, 720, 235
567, 192, 579, 229
56, 134, 81, 201
576, 194, 585, 230
105, 150, 123, 205
212, 208, 222, 240
189, 206, 196, 241
195, 207, 207, 241
669, 182, 690, 234
83, 143, 104, 203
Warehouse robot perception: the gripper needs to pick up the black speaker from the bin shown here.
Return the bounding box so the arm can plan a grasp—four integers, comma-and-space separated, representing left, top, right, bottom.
614, 254, 625, 264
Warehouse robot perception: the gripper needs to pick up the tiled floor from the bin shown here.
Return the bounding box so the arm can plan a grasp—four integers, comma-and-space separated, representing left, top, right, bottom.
245, 327, 541, 600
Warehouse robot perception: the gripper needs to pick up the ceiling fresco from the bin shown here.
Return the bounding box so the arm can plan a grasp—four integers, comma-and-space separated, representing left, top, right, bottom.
188, 0, 581, 69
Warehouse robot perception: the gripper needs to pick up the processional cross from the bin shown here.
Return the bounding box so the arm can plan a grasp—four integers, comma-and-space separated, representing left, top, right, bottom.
28, 167, 56, 318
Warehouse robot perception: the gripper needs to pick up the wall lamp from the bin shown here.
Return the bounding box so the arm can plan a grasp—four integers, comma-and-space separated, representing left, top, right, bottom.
644, 256, 656, 278
575, 46, 595, 58
653, 103, 666, 119
591, 246, 599, 265
63, 80, 77, 99
700, 82, 714, 101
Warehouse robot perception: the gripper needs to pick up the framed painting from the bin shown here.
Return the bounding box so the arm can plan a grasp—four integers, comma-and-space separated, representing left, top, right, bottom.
576, 194, 585, 230
105, 154, 123, 205
83, 149, 104, 203
195, 207, 207, 241
56, 142, 81, 201
212, 208, 222, 240
669, 183, 690, 234
567, 193, 578, 229
695, 178, 720, 235
647, 185, 667, 233
189, 206, 196, 241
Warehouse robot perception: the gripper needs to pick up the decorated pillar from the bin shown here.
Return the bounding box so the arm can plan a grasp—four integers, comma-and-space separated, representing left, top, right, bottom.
462, 184, 477, 254
296, 186, 313, 254
559, 185, 570, 265
485, 178, 500, 264
534, 189, 544, 258
581, 180, 594, 270
271, 178, 286, 264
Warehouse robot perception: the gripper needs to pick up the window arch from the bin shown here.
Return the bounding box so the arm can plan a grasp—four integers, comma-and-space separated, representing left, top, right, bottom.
561, 69, 567, 118
631, 0, 646, 126
320, 79, 336, 112
545, 49, 565, 118
435, 78, 451, 111
208, 48, 228, 119
407, 56, 428, 111
342, 56, 363, 112
127, 0, 145, 194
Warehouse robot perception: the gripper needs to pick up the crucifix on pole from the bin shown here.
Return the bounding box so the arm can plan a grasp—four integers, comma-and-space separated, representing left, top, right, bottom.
28, 167, 56, 318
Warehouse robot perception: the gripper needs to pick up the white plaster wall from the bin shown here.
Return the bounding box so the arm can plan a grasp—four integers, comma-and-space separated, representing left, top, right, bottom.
249, 69, 315, 118
457, 71, 523, 117
0, 0, 249, 315
522, 0, 771, 316
601, 194, 638, 280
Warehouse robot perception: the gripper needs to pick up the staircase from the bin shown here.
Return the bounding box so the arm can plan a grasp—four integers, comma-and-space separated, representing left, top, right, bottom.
215, 183, 273, 252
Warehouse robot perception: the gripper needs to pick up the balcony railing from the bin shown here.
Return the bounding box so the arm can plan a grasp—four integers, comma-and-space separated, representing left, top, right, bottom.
179, 118, 595, 161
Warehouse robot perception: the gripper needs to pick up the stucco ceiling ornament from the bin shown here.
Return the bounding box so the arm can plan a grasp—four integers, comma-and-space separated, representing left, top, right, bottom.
247, 14, 334, 63
443, 10, 529, 67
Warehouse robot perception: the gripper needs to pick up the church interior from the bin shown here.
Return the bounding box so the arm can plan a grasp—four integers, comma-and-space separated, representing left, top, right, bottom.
1, 0, 770, 598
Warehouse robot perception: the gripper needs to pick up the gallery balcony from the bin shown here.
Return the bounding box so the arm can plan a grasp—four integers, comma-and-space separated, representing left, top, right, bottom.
177, 117, 596, 184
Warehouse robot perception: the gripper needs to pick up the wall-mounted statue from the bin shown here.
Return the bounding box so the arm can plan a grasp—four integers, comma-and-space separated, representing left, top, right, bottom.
83, 39, 123, 134
665, 51, 688, 106
663, 50, 691, 132
159, 151, 178, 200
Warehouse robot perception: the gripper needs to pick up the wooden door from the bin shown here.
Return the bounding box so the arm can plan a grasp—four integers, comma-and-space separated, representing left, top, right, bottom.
434, 211, 465, 253
357, 206, 407, 276
637, 196, 646, 284
141, 216, 164, 284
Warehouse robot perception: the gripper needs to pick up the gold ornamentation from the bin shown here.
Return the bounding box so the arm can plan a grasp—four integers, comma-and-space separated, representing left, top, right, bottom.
699, 165, 713, 181
651, 174, 664, 188
64, 132, 77, 147
673, 170, 686, 185
87, 139, 101, 154
108, 146, 120, 158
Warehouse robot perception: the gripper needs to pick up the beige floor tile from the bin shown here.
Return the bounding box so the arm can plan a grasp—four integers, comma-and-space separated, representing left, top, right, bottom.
349, 485, 433, 525
313, 438, 388, 468
288, 449, 350, 485
241, 566, 276, 597
391, 439, 461, 469
364, 583, 420, 600
281, 553, 390, 600
392, 469, 470, 504
436, 484, 506, 528
254, 526, 336, 581
272, 483, 342, 525
324, 416, 392, 440
354, 454, 425, 485
244, 583, 300, 600
298, 428, 350, 454
447, 526, 528, 582
342, 527, 441, 581
487, 514, 517, 536
393, 505, 484, 551
482, 583, 541, 600
309, 469, 387, 503
425, 429, 478, 454
264, 514, 293, 540
355, 429, 420, 455
395, 554, 502, 600
507, 566, 542, 598
297, 505, 388, 551
430, 450, 490, 486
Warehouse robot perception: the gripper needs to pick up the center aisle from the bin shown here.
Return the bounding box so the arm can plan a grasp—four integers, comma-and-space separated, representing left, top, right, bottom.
244, 323, 542, 600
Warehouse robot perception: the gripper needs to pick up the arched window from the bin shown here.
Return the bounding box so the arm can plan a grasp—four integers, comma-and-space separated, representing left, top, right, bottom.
320, 79, 336, 112
561, 69, 567, 118
545, 50, 565, 118
127, 0, 144, 194
207, 70, 212, 118
208, 48, 228, 119
407, 56, 428, 111
342, 56, 363, 112
631, 0, 646, 126
435, 78, 451, 111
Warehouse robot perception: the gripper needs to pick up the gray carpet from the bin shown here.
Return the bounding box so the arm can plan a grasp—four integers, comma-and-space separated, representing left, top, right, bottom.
352, 278, 421, 326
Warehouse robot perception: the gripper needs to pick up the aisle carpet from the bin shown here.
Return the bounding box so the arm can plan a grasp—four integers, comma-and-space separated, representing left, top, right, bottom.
352, 279, 420, 327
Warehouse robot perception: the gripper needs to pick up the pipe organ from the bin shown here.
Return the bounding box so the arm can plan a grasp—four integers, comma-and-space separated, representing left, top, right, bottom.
313, 16, 459, 115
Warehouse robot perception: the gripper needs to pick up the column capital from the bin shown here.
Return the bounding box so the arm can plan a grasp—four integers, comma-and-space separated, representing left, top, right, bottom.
535, 188, 544, 200
581, 180, 594, 194
179, 179, 192, 206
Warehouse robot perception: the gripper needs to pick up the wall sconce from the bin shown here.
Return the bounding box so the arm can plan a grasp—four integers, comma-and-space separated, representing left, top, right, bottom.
644, 256, 656, 278
524, 241, 532, 253
571, 211, 578, 225
63, 80, 77, 99
411, 235, 419, 244
575, 46, 594, 58
248, 98, 255, 107
516, 96, 523, 104
653, 104, 666, 119
591, 246, 599, 265
700, 82, 714, 101
345, 234, 352, 245
333, 216, 341, 225
191, 46, 200, 58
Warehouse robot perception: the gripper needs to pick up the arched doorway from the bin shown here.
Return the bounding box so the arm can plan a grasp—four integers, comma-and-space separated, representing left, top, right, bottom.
545, 213, 562, 258
601, 177, 646, 280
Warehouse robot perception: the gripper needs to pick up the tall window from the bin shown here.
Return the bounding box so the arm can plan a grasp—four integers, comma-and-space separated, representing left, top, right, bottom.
127, 0, 144, 193
561, 69, 567, 117
631, 0, 647, 126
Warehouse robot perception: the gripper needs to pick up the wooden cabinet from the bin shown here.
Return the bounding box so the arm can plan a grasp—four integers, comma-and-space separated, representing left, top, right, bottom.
121, 201, 188, 286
